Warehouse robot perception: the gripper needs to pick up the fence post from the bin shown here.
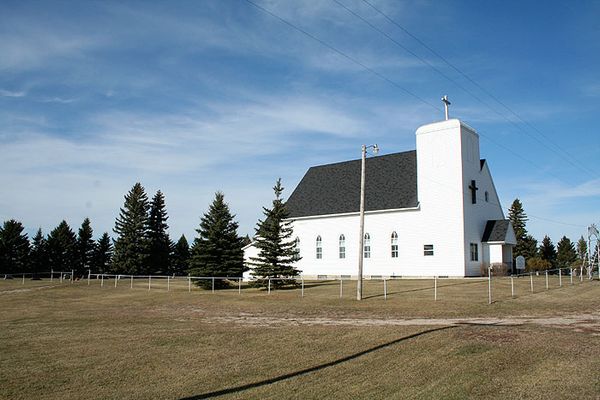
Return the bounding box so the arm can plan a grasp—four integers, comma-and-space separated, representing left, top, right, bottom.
188, 276, 191, 293
530, 272, 534, 293
268, 278, 271, 295
71, 269, 74, 284
130, 275, 133, 289
301, 276, 304, 298
570, 268, 573, 285
339, 278, 343, 298
238, 278, 242, 295
545, 270, 548, 290
212, 277, 215, 294
60, 273, 63, 283
51, 269, 53, 282
101, 274, 104, 287
488, 267, 492, 305
559, 268, 562, 287
114, 275, 118, 288
22, 274, 25, 285
167, 276, 170, 292
87, 270, 91, 285
580, 267, 583, 282
148, 275, 151, 291
434, 276, 437, 301
383, 279, 387, 300
511, 275, 514, 298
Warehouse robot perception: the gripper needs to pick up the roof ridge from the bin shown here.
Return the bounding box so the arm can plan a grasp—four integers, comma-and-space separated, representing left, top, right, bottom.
309, 149, 416, 170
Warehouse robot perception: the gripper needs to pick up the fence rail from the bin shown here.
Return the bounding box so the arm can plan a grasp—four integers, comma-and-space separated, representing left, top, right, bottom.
2, 266, 598, 304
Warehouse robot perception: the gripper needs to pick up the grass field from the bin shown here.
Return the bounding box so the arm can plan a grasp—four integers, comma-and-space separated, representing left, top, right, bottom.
1, 277, 599, 399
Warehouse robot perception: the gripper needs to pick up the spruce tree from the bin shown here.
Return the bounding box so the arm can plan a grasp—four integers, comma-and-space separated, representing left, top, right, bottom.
76, 218, 95, 276
189, 192, 244, 288
508, 199, 530, 259
521, 235, 539, 261
47, 220, 77, 273
556, 236, 577, 268
171, 234, 190, 275
0, 220, 30, 274
112, 183, 150, 274
576, 236, 588, 261
250, 179, 300, 287
30, 228, 48, 278
539, 235, 557, 269
92, 233, 113, 273
147, 190, 171, 274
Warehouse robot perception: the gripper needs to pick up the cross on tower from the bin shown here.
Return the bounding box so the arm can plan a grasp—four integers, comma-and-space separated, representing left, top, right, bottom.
469, 180, 478, 204
442, 95, 451, 120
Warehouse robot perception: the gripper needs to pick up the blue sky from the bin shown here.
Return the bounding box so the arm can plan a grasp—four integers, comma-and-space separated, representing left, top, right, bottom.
1, 0, 599, 245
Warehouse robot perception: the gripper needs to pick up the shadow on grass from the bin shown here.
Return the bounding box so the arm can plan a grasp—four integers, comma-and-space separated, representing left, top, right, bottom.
179, 325, 455, 399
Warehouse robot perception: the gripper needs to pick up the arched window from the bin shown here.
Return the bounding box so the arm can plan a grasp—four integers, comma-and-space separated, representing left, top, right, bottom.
339, 234, 346, 259
316, 236, 322, 259
363, 233, 371, 258
294, 237, 301, 260
391, 232, 398, 258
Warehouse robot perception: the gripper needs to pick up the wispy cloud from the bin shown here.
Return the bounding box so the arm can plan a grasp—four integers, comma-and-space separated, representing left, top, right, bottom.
0, 89, 26, 97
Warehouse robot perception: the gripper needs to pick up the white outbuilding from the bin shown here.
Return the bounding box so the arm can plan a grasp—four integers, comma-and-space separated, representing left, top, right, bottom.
244, 118, 516, 278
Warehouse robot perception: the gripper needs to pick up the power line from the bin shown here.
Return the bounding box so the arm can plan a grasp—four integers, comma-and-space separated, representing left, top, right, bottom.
360, 0, 596, 177
242, 0, 441, 112
241, 0, 588, 231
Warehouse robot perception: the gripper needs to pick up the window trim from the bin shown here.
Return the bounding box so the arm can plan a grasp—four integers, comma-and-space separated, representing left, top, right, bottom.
316, 235, 322, 259
424, 244, 434, 256
363, 233, 371, 258
339, 234, 346, 259
391, 231, 398, 258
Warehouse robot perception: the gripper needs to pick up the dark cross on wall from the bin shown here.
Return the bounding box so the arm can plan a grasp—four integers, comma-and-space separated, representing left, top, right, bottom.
469, 180, 478, 204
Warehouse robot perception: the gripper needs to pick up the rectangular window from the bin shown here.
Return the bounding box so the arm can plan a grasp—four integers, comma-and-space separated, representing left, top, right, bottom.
424, 244, 434, 256
470, 243, 478, 261
339, 247, 345, 258
316, 247, 322, 259
391, 244, 398, 258
364, 245, 371, 258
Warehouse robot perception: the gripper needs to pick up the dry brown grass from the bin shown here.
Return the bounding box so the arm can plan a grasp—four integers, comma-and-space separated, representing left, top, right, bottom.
1, 277, 599, 399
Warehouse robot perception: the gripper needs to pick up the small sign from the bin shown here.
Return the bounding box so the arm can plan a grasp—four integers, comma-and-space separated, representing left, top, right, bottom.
516, 256, 525, 270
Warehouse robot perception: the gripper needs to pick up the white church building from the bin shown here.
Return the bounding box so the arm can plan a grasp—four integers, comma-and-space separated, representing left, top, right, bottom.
244, 117, 516, 278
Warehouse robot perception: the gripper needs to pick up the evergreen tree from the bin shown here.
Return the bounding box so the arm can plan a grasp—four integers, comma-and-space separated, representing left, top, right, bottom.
576, 236, 588, 261
250, 179, 300, 287
0, 219, 30, 274
556, 236, 577, 268
30, 228, 48, 278
189, 192, 245, 288
147, 190, 171, 274
241, 234, 252, 247
508, 199, 530, 259
521, 234, 539, 261
112, 183, 150, 274
538, 235, 557, 269
47, 220, 77, 273
76, 218, 95, 277
92, 233, 113, 273
171, 235, 190, 275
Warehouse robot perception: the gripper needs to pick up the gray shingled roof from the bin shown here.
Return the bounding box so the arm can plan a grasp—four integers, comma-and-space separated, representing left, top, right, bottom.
286, 151, 417, 218
481, 220, 511, 242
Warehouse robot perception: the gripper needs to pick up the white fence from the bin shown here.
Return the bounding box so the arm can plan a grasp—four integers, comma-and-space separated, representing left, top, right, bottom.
2, 266, 597, 304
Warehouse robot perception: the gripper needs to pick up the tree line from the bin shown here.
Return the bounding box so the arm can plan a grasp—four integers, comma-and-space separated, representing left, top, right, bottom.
508, 198, 594, 271
0, 180, 300, 287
